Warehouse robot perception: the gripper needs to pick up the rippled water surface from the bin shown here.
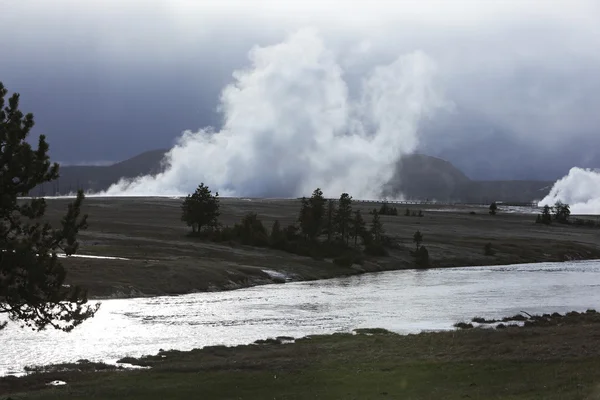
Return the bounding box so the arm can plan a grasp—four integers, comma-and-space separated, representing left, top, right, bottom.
2, 260, 600, 375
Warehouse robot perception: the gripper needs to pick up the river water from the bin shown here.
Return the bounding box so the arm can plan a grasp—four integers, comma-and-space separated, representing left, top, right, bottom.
2, 260, 600, 376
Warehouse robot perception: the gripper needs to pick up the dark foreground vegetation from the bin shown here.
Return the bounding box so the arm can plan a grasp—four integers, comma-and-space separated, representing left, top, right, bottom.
4, 310, 600, 399
0, 82, 96, 331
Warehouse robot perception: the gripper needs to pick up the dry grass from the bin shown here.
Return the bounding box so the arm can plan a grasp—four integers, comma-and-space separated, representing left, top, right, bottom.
39, 197, 600, 298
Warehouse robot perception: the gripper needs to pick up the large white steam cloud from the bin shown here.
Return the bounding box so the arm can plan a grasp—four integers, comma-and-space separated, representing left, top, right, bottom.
102, 28, 447, 198
539, 168, 600, 214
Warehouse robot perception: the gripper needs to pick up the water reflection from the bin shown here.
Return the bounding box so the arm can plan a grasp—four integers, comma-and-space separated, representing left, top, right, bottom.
1, 260, 600, 376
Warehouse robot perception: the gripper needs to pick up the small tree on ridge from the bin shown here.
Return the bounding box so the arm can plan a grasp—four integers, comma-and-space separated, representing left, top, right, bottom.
181, 183, 220, 233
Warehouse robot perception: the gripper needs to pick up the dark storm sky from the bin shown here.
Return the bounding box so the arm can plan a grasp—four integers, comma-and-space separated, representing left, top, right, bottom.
1, 0, 599, 180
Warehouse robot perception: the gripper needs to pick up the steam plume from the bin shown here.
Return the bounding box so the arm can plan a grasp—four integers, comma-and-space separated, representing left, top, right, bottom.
539, 168, 600, 214
102, 28, 446, 198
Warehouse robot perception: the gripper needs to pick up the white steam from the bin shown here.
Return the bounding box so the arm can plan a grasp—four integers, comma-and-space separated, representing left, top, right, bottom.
538, 167, 600, 214
103, 29, 447, 198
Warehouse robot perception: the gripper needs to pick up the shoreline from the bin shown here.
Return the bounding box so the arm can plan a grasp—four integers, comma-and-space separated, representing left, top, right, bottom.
4, 310, 600, 398
85, 254, 600, 300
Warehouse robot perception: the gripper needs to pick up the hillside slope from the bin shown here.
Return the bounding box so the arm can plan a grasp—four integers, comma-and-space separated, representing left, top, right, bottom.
36, 149, 169, 195
32, 150, 552, 202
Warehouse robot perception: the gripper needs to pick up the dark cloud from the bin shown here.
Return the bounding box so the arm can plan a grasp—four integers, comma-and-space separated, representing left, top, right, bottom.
1, 0, 599, 182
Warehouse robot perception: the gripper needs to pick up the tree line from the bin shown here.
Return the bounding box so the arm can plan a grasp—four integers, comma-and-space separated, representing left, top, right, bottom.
181, 185, 430, 267
535, 201, 600, 228
536, 202, 571, 225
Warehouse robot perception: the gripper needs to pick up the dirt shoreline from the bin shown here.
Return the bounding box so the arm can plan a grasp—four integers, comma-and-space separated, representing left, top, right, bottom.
41, 197, 600, 300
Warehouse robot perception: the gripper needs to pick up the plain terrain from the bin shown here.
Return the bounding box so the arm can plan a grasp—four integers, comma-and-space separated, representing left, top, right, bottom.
40, 197, 600, 299
4, 311, 600, 399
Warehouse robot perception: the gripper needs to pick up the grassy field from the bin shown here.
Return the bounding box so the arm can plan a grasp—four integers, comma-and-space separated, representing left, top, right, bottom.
4, 311, 600, 399
40, 197, 600, 298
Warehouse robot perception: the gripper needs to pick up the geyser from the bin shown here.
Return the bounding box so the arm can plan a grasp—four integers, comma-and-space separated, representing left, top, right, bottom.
539, 167, 600, 215
102, 28, 447, 198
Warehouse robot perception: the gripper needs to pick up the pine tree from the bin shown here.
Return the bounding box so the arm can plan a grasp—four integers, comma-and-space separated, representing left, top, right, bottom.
413, 230, 423, 251
298, 196, 311, 239
553, 201, 571, 223
370, 210, 385, 244
334, 193, 353, 244
326, 199, 335, 243
351, 210, 367, 247
270, 220, 286, 249
298, 188, 326, 240
0, 82, 97, 331
181, 183, 220, 233
541, 205, 552, 225
308, 188, 326, 239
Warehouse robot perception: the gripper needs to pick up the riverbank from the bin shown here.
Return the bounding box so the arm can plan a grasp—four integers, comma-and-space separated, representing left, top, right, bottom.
4, 311, 600, 399
42, 197, 600, 299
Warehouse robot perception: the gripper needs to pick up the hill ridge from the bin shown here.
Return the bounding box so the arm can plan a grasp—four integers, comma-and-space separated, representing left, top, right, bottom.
32, 150, 552, 203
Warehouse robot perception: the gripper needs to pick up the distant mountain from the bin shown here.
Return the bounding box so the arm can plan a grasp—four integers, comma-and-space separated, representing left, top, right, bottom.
417, 106, 600, 181
383, 154, 470, 200
384, 154, 552, 203
35, 149, 168, 195
32, 149, 553, 203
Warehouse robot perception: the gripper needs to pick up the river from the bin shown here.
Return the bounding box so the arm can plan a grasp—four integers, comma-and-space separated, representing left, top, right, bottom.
2, 260, 600, 376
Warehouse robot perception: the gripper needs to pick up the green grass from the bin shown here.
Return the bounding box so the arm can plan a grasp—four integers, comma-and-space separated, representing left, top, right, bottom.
6, 315, 600, 399
9, 359, 600, 400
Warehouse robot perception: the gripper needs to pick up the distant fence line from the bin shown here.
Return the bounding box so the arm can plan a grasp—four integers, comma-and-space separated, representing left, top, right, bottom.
321, 198, 539, 208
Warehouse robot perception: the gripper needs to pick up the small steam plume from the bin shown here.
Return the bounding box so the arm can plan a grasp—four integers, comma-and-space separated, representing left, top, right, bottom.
539, 167, 600, 214
102, 28, 447, 198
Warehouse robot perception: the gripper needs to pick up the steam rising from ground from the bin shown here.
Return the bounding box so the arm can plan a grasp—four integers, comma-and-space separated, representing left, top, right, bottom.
102, 29, 446, 198
539, 168, 600, 214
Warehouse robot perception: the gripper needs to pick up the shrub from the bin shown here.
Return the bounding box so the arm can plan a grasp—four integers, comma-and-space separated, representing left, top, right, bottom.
211, 226, 236, 242
378, 203, 399, 216
484, 242, 495, 256
381, 235, 400, 249
234, 213, 269, 246
284, 224, 300, 241
453, 322, 474, 329
283, 241, 312, 257
364, 242, 389, 256
333, 252, 357, 267
415, 245, 429, 268
269, 220, 287, 249
319, 240, 350, 258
